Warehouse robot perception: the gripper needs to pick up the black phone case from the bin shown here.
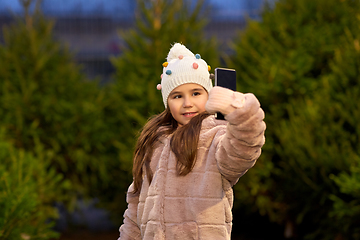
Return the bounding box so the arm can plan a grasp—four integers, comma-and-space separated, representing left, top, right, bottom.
214, 68, 237, 120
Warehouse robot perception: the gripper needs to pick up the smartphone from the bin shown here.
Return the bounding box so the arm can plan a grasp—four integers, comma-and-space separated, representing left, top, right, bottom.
215, 68, 237, 120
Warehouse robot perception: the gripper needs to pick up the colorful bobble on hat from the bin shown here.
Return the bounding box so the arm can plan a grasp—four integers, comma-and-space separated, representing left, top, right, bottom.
166, 70, 172, 75
178, 55, 184, 59
162, 62, 168, 67
156, 84, 162, 90
193, 62, 199, 69
195, 54, 201, 59
208, 65, 211, 71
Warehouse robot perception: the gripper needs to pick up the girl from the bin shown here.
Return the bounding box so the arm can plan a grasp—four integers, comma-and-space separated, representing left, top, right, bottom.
119, 43, 266, 240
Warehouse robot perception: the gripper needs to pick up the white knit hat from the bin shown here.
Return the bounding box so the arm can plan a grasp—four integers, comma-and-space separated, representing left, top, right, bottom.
157, 43, 213, 108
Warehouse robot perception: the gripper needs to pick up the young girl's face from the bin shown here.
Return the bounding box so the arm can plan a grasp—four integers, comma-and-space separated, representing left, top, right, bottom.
167, 83, 208, 127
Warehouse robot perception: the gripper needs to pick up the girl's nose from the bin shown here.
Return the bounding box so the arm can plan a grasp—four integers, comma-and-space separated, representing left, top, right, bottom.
183, 97, 193, 108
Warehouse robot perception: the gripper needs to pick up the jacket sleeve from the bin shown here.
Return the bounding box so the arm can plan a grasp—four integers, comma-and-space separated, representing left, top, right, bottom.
205, 86, 266, 186
118, 183, 141, 240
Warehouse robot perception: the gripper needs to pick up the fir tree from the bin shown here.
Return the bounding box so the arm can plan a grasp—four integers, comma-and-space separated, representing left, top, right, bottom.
0, 0, 131, 216
109, 1, 219, 214
0, 128, 67, 240
228, 0, 360, 238
110, 0, 219, 130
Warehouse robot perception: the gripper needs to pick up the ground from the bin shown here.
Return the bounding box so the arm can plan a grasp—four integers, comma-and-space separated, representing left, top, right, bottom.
56, 230, 272, 240
58, 230, 119, 240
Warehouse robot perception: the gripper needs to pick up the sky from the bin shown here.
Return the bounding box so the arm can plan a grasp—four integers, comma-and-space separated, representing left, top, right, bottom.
0, 0, 269, 20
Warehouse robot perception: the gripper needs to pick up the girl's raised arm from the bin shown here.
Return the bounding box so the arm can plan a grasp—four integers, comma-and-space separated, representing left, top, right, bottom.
206, 86, 266, 186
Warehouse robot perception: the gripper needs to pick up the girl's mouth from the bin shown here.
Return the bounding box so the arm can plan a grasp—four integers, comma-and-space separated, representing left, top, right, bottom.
182, 112, 197, 118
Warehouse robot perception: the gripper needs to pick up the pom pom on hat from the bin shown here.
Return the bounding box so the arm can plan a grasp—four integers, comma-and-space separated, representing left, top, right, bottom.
160, 43, 213, 108
167, 43, 194, 61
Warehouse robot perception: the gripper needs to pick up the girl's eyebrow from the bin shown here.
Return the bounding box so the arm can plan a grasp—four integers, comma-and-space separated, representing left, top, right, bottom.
169, 91, 182, 97
192, 88, 205, 92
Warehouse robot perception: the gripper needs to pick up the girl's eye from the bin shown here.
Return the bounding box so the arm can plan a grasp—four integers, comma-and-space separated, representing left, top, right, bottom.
193, 92, 201, 96
173, 95, 182, 99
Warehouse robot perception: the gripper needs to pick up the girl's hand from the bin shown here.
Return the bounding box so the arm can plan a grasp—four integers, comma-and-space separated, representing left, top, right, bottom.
205, 86, 245, 116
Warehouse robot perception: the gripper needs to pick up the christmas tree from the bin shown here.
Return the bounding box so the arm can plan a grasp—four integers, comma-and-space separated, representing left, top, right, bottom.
108, 0, 219, 210
228, 0, 360, 238
110, 0, 219, 127
0, 0, 130, 220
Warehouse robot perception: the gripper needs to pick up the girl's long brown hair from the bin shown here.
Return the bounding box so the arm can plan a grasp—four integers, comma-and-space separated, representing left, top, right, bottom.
132, 108, 210, 193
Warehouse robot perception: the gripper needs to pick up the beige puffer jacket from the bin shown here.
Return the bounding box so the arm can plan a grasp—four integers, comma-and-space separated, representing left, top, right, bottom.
119, 88, 266, 240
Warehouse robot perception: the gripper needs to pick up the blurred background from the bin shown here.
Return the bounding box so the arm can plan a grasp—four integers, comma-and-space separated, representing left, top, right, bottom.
0, 0, 359, 240
0, 0, 267, 83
